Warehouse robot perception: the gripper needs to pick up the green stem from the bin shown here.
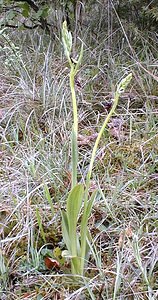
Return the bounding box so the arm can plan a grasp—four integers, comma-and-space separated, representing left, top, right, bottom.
70, 66, 78, 188
70, 66, 78, 134
80, 90, 120, 275
87, 90, 120, 184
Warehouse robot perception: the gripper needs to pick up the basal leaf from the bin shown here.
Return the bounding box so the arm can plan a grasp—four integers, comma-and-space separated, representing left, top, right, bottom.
66, 184, 84, 256
67, 184, 84, 230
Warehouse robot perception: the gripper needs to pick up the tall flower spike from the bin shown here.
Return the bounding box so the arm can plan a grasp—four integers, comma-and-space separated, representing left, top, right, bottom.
117, 73, 132, 94
62, 21, 72, 65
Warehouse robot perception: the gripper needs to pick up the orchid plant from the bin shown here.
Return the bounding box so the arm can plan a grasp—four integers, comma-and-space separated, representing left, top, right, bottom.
61, 20, 132, 275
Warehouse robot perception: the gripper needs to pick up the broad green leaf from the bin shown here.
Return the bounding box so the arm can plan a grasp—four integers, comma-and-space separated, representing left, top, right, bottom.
66, 184, 84, 256
67, 184, 84, 229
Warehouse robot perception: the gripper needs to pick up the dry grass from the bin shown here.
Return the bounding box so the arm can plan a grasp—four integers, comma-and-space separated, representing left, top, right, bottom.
0, 10, 158, 299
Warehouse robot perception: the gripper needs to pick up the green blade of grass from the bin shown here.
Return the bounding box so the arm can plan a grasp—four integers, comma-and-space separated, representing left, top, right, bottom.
36, 207, 46, 243
43, 183, 54, 216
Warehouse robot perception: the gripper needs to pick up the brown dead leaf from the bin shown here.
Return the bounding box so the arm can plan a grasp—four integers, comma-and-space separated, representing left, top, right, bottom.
44, 257, 60, 269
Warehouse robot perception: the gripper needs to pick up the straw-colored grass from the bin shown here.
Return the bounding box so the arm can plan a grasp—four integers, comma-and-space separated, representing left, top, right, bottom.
0, 10, 158, 299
